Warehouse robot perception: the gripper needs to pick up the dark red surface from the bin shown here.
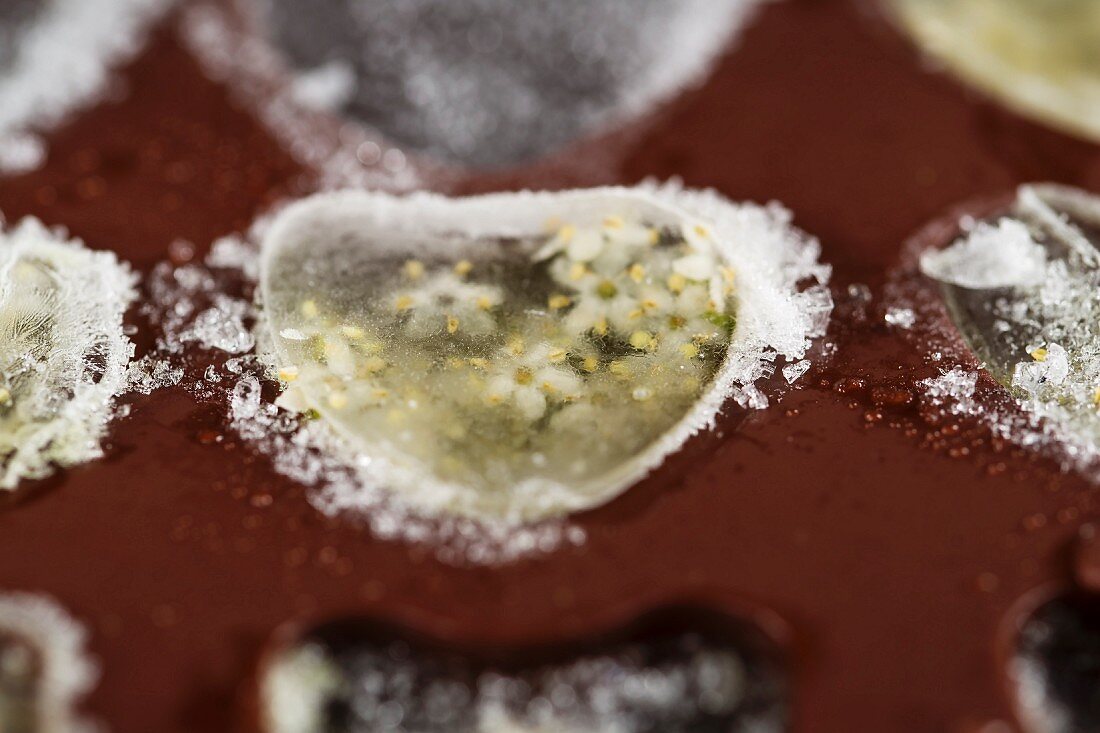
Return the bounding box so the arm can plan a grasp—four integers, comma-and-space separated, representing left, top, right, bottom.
1, 1, 1099, 731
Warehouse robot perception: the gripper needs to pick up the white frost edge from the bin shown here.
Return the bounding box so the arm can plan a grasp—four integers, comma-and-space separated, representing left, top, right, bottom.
0, 592, 100, 733
0, 217, 137, 490
258, 182, 832, 524
0, 0, 172, 174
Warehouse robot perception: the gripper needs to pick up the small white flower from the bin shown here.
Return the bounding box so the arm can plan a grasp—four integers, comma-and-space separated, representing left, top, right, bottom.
483, 342, 584, 421
561, 273, 642, 337
390, 271, 504, 338
672, 252, 716, 281
566, 228, 604, 262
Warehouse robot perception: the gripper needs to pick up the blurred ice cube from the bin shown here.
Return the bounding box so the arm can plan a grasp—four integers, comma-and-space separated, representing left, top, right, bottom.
257, 0, 764, 168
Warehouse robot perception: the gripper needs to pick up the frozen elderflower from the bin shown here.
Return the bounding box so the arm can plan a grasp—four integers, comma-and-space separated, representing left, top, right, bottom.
402, 259, 425, 280
259, 185, 831, 524
484, 343, 583, 422
0, 218, 136, 490
391, 271, 503, 338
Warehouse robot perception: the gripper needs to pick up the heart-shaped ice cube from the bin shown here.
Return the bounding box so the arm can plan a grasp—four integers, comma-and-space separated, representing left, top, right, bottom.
920, 184, 1100, 462
1013, 593, 1100, 733
887, 0, 1100, 144
251, 0, 766, 168
260, 185, 830, 523
0, 219, 136, 491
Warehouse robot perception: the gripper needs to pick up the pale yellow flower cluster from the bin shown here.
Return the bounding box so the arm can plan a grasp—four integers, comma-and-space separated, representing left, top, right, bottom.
272, 213, 736, 496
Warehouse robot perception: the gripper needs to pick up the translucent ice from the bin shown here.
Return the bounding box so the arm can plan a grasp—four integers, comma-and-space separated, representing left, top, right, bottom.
782, 359, 810, 385
0, 218, 136, 490
0, 0, 170, 173
0, 592, 98, 733
247, 0, 768, 168
888, 0, 1100, 143
258, 184, 830, 523
921, 184, 1100, 472
262, 623, 786, 733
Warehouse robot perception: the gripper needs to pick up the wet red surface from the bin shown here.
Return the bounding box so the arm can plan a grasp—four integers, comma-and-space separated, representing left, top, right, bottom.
1, 1, 1099, 731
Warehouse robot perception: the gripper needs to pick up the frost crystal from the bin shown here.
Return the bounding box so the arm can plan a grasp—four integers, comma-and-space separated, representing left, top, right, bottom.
884, 307, 916, 329
782, 359, 810, 385
0, 218, 136, 490
0, 592, 99, 733
124, 355, 183, 395
178, 294, 255, 354
263, 630, 785, 733
920, 219, 1048, 290
0, 0, 171, 173
920, 368, 980, 417
921, 184, 1100, 476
